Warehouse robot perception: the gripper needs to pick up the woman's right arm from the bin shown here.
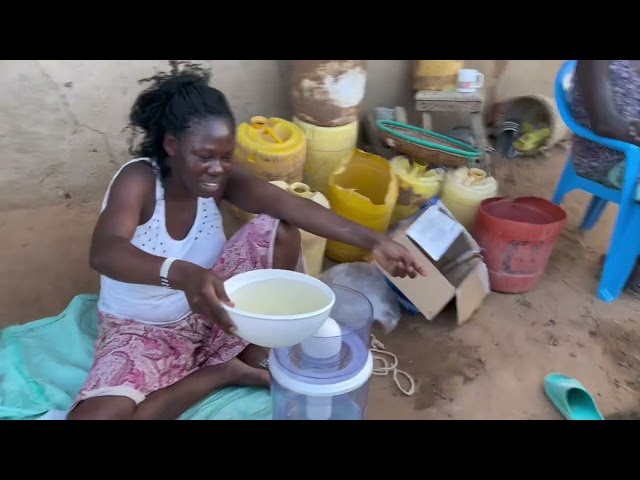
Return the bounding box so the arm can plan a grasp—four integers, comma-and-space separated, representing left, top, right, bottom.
89, 163, 172, 286
575, 60, 636, 144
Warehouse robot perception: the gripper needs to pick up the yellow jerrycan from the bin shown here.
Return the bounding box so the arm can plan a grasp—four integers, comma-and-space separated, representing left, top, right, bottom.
234, 116, 306, 183
389, 155, 444, 227
325, 149, 398, 263
278, 181, 331, 278
228, 180, 330, 278
440, 166, 498, 229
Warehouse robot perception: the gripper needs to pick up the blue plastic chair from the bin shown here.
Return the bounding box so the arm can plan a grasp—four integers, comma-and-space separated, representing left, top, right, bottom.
552, 60, 640, 302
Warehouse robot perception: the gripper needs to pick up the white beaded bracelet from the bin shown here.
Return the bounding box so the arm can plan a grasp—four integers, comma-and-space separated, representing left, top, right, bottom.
160, 257, 178, 289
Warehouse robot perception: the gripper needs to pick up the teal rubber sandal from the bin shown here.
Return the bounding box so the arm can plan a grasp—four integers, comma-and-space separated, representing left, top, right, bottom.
544, 373, 604, 420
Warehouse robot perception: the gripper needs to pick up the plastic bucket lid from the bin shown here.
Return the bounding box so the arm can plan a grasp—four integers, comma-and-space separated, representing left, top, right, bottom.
269, 349, 373, 397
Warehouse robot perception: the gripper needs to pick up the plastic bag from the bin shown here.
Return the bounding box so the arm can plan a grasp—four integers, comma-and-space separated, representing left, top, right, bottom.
320, 262, 401, 333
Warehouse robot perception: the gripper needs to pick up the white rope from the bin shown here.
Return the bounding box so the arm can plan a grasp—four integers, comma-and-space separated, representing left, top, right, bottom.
370, 334, 416, 396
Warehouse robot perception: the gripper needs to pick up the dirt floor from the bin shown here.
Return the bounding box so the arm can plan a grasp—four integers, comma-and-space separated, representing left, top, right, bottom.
2, 146, 640, 420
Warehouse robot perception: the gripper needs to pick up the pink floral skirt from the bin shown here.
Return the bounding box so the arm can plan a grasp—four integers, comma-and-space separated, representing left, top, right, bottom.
72, 214, 305, 407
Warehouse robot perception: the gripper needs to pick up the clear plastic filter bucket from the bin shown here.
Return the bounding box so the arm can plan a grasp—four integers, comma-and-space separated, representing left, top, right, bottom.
269, 284, 374, 420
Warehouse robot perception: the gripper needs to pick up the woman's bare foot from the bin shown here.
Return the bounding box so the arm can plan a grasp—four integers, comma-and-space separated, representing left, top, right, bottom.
239, 344, 270, 369
218, 357, 270, 387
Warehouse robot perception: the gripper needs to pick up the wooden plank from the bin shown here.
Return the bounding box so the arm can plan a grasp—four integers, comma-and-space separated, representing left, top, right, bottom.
415, 90, 484, 102
416, 100, 482, 113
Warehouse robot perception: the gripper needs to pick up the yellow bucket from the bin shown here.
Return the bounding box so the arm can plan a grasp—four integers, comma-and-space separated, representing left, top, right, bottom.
325, 149, 398, 263
389, 155, 444, 227
293, 116, 359, 195
413, 60, 464, 91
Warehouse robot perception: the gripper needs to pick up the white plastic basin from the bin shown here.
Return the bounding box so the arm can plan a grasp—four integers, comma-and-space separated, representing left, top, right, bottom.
223, 269, 336, 348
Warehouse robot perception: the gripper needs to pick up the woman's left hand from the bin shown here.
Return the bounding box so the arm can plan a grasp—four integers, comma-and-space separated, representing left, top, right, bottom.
372, 238, 428, 279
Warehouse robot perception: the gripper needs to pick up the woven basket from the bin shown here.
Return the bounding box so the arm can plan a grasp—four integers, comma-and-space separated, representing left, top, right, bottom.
376, 120, 483, 168
497, 94, 571, 157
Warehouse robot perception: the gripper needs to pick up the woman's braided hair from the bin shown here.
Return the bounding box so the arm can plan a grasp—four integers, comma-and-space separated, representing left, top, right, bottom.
127, 60, 235, 182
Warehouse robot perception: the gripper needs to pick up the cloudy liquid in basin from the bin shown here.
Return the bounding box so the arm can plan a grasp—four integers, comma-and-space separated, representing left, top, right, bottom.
230, 278, 330, 316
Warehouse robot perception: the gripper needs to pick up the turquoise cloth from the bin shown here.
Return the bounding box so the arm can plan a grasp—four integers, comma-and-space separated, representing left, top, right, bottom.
0, 294, 272, 420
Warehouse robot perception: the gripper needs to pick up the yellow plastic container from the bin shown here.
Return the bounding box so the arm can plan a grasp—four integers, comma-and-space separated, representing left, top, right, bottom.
293, 116, 359, 195
413, 60, 464, 91
440, 166, 498, 229
389, 155, 444, 227
234, 116, 306, 183
325, 149, 398, 263
230, 181, 330, 278
282, 182, 330, 278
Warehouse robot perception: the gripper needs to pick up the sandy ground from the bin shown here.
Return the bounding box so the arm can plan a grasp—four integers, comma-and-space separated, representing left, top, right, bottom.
2, 147, 640, 420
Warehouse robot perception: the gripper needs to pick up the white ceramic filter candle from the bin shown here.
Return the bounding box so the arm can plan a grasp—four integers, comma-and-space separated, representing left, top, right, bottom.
299, 317, 343, 420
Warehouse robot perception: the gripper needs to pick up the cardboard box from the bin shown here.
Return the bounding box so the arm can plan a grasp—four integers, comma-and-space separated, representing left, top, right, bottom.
377, 200, 491, 325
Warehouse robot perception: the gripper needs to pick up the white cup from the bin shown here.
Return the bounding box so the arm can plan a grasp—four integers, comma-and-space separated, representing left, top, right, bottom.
457, 69, 484, 93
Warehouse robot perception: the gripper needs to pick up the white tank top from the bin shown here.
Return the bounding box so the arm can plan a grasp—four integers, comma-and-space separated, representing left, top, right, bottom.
97, 157, 227, 325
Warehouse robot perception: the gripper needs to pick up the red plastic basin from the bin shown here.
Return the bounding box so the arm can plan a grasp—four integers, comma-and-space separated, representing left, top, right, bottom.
471, 197, 567, 293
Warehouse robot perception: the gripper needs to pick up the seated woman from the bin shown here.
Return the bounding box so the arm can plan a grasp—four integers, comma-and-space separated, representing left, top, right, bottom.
570, 60, 640, 187
67, 66, 426, 420
570, 60, 640, 295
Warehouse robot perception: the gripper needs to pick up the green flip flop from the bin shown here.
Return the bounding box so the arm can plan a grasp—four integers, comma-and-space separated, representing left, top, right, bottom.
543, 373, 604, 420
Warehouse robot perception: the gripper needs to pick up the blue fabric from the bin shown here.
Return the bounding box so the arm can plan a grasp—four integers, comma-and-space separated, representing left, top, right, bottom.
0, 294, 272, 420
